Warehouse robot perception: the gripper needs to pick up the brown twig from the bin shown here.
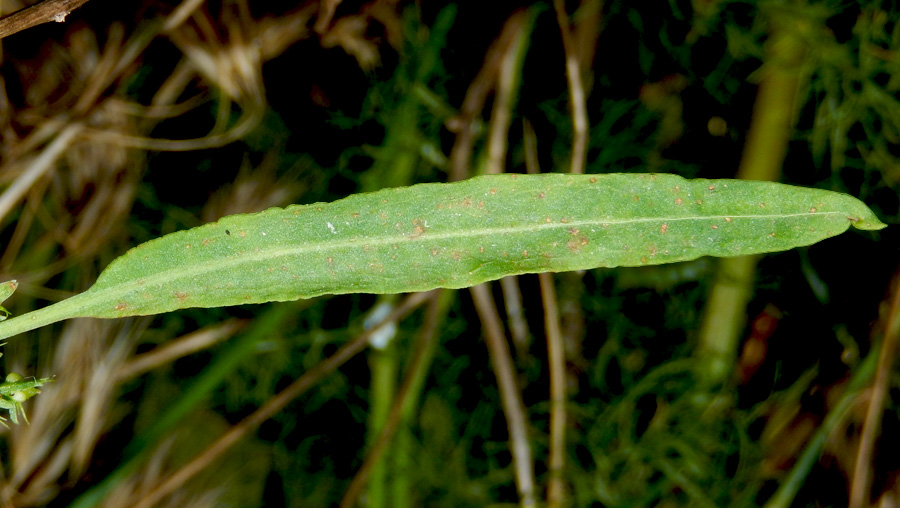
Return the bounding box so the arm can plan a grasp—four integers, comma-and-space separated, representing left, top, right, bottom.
539, 272, 567, 507
447, 11, 526, 182
552, 0, 588, 174
0, 0, 91, 40
850, 272, 900, 508
470, 283, 537, 507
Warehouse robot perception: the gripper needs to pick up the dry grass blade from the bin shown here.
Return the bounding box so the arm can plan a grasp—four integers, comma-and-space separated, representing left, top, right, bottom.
850, 269, 900, 508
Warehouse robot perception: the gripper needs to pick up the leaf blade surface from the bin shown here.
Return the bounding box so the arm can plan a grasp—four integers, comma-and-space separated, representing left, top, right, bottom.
81, 173, 882, 317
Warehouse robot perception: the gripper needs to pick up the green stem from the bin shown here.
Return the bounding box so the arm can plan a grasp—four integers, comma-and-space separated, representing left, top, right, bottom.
0, 291, 95, 341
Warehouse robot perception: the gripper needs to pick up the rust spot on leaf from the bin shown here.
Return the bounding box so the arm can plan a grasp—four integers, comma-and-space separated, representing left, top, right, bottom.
660, 223, 668, 234
174, 292, 189, 302
411, 219, 427, 238
810, 207, 817, 213
114, 303, 127, 311
675, 198, 683, 205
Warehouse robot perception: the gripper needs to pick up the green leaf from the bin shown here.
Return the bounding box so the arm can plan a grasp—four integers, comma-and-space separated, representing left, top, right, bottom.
0, 280, 17, 321
0, 173, 884, 340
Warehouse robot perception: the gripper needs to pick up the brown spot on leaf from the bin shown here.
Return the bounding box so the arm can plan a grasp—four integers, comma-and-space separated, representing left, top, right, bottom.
711, 224, 718, 230
174, 292, 188, 302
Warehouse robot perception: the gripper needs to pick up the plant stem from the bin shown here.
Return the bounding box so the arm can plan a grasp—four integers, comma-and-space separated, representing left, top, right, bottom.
470, 283, 537, 508
539, 272, 568, 507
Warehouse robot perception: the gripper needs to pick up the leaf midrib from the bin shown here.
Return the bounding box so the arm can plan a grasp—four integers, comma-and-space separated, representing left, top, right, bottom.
92, 210, 845, 305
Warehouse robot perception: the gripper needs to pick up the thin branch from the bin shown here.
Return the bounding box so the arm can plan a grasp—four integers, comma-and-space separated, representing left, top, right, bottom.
0, 0, 91, 40
539, 272, 567, 507
552, 0, 588, 174
447, 11, 526, 182
470, 283, 536, 507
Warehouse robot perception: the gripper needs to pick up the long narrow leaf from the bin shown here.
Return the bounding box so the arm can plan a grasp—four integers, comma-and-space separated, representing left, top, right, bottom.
0, 173, 884, 340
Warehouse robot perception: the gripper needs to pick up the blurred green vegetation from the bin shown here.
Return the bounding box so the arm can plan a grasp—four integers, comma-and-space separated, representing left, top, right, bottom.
0, 0, 897, 507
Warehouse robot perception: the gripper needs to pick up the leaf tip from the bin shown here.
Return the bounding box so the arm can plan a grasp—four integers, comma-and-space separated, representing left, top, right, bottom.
848, 213, 887, 231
